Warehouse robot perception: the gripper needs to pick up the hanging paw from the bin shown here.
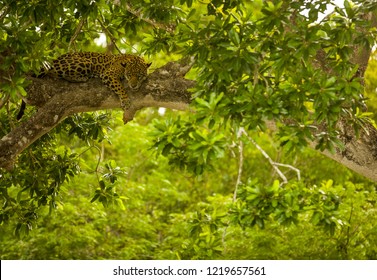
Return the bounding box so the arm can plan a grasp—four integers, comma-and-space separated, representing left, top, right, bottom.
122, 109, 136, 124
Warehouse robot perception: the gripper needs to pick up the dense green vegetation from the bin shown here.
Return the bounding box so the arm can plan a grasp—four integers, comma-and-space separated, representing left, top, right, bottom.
1, 115, 377, 259
1, 0, 377, 259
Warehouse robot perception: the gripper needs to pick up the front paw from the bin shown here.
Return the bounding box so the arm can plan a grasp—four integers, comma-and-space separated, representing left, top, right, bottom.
123, 110, 135, 124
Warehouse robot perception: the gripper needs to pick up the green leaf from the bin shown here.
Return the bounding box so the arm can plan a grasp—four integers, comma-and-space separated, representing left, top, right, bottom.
99, 180, 106, 190
229, 28, 240, 46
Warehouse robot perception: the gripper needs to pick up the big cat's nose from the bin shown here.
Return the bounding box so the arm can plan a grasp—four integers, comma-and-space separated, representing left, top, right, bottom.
127, 76, 139, 89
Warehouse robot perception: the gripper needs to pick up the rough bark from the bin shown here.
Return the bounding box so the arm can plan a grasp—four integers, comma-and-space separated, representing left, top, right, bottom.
0, 60, 194, 170
319, 121, 377, 182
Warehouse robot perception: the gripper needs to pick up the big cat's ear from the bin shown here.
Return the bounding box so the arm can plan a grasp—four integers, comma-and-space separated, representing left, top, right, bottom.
147, 62, 152, 68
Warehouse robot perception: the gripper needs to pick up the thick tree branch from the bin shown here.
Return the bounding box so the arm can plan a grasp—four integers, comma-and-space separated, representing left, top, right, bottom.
318, 121, 377, 182
0, 60, 194, 170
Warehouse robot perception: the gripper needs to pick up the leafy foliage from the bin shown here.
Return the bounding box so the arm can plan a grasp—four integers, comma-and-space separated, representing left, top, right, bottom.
1, 0, 377, 259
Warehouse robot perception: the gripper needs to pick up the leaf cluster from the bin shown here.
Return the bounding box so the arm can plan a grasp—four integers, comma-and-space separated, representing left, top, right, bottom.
151, 114, 226, 175
230, 179, 342, 235
1, 0, 377, 259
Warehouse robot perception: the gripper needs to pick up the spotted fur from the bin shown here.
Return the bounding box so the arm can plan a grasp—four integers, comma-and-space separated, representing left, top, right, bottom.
39, 52, 151, 110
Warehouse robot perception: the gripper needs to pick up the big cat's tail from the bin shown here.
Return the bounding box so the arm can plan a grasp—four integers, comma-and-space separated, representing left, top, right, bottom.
17, 100, 26, 120
17, 65, 49, 120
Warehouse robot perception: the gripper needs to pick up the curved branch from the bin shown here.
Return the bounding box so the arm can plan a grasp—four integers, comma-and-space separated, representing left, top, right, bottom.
318, 121, 377, 182
124, 3, 176, 33
68, 18, 86, 52
0, 60, 195, 170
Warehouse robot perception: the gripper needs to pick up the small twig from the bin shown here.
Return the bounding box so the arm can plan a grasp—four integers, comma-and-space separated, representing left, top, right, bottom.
241, 128, 287, 184
76, 143, 103, 185
97, 17, 122, 54
0, 91, 10, 110
223, 127, 300, 245
233, 129, 244, 202
68, 18, 86, 52
222, 128, 244, 246
272, 162, 301, 181
0, 5, 9, 23
125, 3, 175, 33
239, 127, 301, 186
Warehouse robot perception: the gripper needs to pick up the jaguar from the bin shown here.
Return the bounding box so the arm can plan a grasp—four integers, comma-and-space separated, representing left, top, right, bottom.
18, 52, 151, 122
